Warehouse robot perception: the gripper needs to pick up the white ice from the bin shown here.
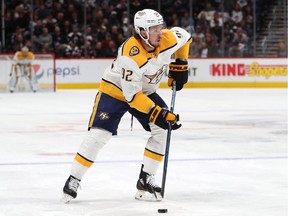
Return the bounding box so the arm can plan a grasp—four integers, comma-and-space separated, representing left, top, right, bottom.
0, 88, 287, 216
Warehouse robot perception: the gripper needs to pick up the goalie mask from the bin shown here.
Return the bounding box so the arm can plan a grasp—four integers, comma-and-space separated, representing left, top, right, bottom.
134, 9, 164, 48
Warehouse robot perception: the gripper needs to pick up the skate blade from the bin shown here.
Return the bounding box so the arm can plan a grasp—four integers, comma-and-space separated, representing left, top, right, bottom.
61, 193, 74, 204
135, 190, 162, 202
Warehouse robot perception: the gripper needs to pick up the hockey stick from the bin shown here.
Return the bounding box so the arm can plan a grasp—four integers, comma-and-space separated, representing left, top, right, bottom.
161, 80, 177, 198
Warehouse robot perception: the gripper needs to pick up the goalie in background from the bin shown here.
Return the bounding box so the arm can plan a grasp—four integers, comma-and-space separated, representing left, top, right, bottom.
8, 47, 38, 93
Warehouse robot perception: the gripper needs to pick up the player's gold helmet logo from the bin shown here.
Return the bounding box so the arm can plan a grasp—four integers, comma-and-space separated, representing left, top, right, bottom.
129, 46, 140, 56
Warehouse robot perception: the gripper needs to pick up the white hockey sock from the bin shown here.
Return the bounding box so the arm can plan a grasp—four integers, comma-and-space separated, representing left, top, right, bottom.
142, 123, 167, 175
70, 128, 112, 180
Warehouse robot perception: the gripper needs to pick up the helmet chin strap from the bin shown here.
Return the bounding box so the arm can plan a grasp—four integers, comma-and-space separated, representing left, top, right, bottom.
139, 30, 154, 49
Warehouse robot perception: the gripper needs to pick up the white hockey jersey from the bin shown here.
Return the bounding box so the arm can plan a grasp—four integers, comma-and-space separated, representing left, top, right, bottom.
99, 27, 191, 114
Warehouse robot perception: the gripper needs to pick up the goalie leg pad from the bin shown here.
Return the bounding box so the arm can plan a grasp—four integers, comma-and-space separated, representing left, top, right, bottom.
8, 72, 17, 92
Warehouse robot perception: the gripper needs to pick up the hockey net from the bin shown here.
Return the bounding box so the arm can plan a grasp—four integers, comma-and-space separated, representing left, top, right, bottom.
0, 53, 56, 92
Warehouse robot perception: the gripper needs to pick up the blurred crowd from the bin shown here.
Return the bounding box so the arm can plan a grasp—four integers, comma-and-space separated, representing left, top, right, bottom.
0, 0, 272, 58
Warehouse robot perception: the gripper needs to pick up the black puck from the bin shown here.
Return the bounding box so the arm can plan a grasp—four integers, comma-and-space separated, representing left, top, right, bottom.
158, 209, 168, 213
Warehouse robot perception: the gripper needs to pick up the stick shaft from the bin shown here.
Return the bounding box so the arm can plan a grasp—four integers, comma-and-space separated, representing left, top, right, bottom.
161, 81, 177, 198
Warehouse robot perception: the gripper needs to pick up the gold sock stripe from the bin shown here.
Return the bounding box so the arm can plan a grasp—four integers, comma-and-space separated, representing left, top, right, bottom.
144, 148, 164, 162
88, 92, 102, 128
75, 153, 94, 167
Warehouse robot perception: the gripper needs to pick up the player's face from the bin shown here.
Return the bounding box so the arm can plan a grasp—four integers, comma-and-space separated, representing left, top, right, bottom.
148, 25, 163, 48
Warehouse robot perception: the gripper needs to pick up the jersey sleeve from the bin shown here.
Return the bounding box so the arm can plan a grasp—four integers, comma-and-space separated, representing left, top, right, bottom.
13, 52, 20, 63
170, 27, 192, 59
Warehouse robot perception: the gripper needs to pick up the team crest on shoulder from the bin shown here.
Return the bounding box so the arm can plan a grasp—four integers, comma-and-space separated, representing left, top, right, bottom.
129, 46, 140, 56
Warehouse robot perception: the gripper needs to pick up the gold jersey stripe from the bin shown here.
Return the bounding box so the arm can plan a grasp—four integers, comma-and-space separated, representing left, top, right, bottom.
99, 79, 126, 102
128, 91, 154, 114
88, 92, 102, 128
75, 153, 94, 167
159, 29, 177, 52
144, 148, 164, 162
175, 37, 192, 59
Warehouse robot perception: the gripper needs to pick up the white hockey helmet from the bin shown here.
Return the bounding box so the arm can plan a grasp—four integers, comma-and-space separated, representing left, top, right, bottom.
134, 9, 164, 35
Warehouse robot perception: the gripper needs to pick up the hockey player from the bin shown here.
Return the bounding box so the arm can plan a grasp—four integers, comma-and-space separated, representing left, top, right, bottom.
62, 9, 192, 203
8, 46, 38, 93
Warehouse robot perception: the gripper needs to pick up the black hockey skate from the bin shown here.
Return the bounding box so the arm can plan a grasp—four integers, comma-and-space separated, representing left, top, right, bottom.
61, 175, 80, 203
135, 165, 162, 201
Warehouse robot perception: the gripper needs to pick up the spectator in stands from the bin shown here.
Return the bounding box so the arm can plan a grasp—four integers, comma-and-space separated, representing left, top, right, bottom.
67, 25, 83, 47
42, 12, 57, 33
122, 13, 131, 39
104, 40, 118, 57
80, 40, 97, 58
211, 20, 222, 43
180, 10, 195, 30
231, 3, 243, 24
41, 41, 53, 53
196, 12, 209, 32
94, 41, 106, 57
53, 26, 66, 49
35, 4, 50, 20
215, 2, 230, 23
242, 6, 254, 36
109, 11, 120, 27
61, 20, 72, 37
63, 40, 81, 58
29, 35, 42, 52
115, 0, 128, 21
130, 0, 142, 16
236, 0, 248, 9
182, 19, 195, 35
233, 27, 249, 47
217, 39, 230, 57
116, 33, 126, 47
70, 11, 81, 28
38, 27, 53, 48
84, 26, 94, 42
19, 0, 31, 13
189, 36, 206, 57
12, 33, 25, 52
192, 25, 205, 42
56, 12, 66, 32
197, 2, 215, 22
14, 5, 30, 31
210, 11, 223, 28
170, 12, 180, 27
1, 0, 272, 57
228, 40, 244, 57
33, 19, 44, 37
4, 11, 14, 50
203, 32, 219, 57
277, 40, 287, 57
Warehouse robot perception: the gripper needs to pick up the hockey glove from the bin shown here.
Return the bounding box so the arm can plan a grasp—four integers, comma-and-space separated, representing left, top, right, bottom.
168, 59, 188, 91
148, 105, 181, 130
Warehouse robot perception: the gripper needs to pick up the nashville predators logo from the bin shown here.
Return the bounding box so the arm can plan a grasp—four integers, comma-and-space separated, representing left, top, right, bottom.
129, 46, 140, 56
98, 112, 109, 120
144, 64, 168, 84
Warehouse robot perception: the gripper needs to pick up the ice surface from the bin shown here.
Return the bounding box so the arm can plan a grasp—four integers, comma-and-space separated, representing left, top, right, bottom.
0, 88, 287, 216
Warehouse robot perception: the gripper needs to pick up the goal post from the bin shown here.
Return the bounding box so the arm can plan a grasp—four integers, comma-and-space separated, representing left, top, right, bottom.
0, 53, 56, 92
